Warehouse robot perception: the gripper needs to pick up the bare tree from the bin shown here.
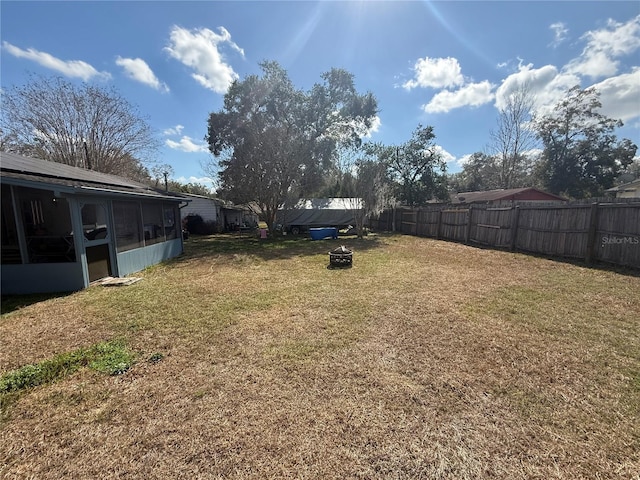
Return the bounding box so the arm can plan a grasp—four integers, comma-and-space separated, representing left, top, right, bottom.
334, 146, 393, 238
352, 159, 392, 237
1, 75, 158, 178
151, 163, 175, 190
489, 84, 538, 189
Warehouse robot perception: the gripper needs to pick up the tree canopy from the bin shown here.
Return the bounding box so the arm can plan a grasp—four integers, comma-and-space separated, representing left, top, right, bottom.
368, 125, 448, 206
450, 86, 637, 199
449, 152, 502, 193
1, 75, 158, 179
206, 61, 378, 231
534, 86, 637, 198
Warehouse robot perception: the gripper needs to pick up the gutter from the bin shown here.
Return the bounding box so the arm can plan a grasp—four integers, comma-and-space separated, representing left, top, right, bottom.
74, 185, 188, 201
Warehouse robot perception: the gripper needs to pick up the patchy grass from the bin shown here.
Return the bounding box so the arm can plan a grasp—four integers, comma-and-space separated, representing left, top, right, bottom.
1, 340, 134, 394
1, 233, 639, 479
0, 339, 134, 422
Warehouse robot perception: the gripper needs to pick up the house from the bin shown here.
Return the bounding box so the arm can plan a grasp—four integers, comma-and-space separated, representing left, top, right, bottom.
180, 193, 223, 232
179, 194, 258, 232
451, 187, 566, 205
180, 193, 222, 224
221, 204, 258, 231
1, 152, 188, 294
605, 179, 640, 199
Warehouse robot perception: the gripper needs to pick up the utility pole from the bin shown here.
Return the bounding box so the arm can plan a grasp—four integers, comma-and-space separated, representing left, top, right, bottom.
83, 140, 93, 170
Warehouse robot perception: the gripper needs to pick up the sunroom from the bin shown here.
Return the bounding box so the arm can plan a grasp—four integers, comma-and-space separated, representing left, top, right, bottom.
1, 152, 187, 294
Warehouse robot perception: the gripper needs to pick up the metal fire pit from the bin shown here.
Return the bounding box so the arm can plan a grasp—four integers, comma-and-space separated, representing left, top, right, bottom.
329, 245, 352, 268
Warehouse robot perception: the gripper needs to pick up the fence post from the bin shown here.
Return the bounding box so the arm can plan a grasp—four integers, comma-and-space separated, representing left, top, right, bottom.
465, 206, 473, 244
585, 202, 599, 264
436, 209, 443, 240
510, 205, 520, 252
391, 207, 395, 232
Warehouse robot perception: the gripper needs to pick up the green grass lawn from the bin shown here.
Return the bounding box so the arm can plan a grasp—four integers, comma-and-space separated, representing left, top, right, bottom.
1, 233, 639, 479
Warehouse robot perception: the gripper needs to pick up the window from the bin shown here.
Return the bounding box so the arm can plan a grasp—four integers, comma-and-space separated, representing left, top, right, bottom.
16, 186, 75, 263
81, 203, 109, 241
1, 184, 21, 264
163, 204, 178, 240
113, 201, 143, 252
142, 203, 164, 245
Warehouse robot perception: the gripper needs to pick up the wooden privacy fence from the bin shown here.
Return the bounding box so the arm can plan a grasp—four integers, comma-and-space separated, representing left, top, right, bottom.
371, 203, 640, 269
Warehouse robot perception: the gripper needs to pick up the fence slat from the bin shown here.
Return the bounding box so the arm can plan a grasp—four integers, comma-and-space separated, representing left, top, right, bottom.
372, 202, 640, 268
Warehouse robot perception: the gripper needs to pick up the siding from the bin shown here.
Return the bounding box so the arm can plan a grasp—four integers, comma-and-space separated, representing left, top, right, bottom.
181, 196, 219, 223
1, 262, 85, 294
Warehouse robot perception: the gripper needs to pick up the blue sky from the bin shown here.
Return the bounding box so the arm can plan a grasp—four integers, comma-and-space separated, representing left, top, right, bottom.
2, 1, 639, 190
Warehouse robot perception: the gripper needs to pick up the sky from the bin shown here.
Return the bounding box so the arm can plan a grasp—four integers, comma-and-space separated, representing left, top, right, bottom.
2, 1, 639, 190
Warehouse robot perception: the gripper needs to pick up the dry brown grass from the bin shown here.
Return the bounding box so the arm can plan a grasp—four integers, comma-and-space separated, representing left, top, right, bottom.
1, 233, 639, 479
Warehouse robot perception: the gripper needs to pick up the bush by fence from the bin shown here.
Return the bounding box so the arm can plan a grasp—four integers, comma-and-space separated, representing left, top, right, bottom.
371, 202, 640, 269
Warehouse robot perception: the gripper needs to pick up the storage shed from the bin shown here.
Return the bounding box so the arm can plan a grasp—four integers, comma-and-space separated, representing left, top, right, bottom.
1, 152, 187, 294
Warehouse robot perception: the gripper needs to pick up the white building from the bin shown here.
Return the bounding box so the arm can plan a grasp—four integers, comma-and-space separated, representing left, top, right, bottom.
179, 193, 222, 224
606, 179, 640, 199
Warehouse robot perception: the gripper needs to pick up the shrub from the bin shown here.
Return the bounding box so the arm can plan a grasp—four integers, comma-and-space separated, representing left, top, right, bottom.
184, 214, 204, 234
184, 215, 217, 235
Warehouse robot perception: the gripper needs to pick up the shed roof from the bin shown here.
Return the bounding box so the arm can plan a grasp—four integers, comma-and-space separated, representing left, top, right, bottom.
452, 187, 565, 204
1, 152, 185, 201
605, 178, 640, 193
288, 198, 362, 210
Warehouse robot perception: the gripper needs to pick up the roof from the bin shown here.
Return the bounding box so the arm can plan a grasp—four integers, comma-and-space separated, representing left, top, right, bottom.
452, 187, 566, 204
176, 192, 225, 203
1, 151, 185, 201
605, 178, 640, 193
288, 198, 363, 210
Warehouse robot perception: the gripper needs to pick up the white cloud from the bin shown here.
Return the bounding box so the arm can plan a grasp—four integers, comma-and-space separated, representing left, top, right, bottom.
524, 148, 543, 160
364, 115, 381, 138
2, 41, 110, 81
423, 81, 494, 113
493, 59, 639, 126
165, 136, 208, 153
455, 153, 473, 168
165, 26, 244, 94
566, 15, 640, 78
549, 22, 569, 48
163, 125, 184, 136
495, 63, 580, 113
566, 49, 619, 79
434, 145, 456, 164
536, 71, 583, 105
592, 67, 640, 123
403, 57, 464, 90
176, 176, 216, 189
115, 56, 169, 92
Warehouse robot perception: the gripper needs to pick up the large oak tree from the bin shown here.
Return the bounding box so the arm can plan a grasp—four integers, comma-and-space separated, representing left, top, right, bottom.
206, 61, 378, 232
535, 86, 637, 198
